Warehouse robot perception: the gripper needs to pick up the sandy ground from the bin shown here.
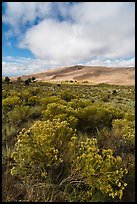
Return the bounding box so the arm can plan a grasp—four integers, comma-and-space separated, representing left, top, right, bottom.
12, 66, 135, 85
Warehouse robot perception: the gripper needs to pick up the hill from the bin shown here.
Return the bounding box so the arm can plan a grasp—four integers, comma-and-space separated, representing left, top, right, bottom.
12, 65, 135, 85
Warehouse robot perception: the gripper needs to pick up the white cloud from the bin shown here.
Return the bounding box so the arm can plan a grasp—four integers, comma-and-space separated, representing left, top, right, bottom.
19, 19, 93, 64
2, 56, 60, 77
2, 56, 135, 77
2, 2, 52, 29
2, 2, 135, 75
85, 57, 135, 67
20, 2, 135, 63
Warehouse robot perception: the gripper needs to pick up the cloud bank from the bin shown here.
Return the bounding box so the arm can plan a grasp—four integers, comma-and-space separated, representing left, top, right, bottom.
2, 2, 135, 76
2, 56, 135, 77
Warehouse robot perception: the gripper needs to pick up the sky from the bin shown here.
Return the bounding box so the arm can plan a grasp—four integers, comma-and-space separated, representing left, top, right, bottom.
2, 2, 135, 77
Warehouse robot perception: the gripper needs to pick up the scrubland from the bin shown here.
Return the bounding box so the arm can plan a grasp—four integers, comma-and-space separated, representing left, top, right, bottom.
2, 80, 135, 202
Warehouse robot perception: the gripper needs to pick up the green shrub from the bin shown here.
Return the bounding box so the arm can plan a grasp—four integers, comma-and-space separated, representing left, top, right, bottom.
60, 89, 77, 102
70, 138, 128, 201
31, 77, 36, 82
29, 87, 41, 95
112, 119, 135, 152
11, 121, 128, 201
2, 96, 22, 111
40, 96, 66, 110
17, 77, 22, 83
8, 105, 42, 125
2, 124, 17, 145
76, 105, 113, 133
68, 98, 92, 109
24, 79, 30, 85
4, 76, 10, 84
27, 96, 39, 106
28, 106, 42, 119
20, 90, 32, 100
105, 105, 125, 119
41, 103, 77, 128
8, 106, 31, 124
2, 81, 134, 202
11, 119, 75, 179
2, 90, 10, 99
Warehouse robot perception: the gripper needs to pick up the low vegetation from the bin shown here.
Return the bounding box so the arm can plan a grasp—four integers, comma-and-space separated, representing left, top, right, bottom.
2, 78, 135, 202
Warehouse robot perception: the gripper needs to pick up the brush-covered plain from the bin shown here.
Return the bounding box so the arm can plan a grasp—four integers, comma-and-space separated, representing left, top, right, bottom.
2, 80, 135, 202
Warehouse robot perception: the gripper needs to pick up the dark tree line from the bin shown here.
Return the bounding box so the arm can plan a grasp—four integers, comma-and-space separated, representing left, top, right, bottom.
4, 76, 36, 85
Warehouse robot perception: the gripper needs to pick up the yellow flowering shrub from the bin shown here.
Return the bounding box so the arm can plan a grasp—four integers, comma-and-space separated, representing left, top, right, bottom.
11, 119, 76, 179
41, 103, 78, 128
112, 119, 135, 150
2, 96, 22, 111
10, 119, 128, 201
71, 138, 128, 200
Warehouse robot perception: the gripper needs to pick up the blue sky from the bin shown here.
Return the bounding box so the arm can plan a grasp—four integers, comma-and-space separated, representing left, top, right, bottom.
2, 2, 135, 77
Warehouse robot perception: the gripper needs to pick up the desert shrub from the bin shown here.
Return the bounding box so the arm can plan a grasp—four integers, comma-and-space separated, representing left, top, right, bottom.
24, 79, 30, 86
41, 103, 77, 128
120, 153, 135, 202
124, 113, 135, 121
28, 106, 42, 119
10, 119, 76, 180
42, 103, 68, 118
19, 90, 33, 105
40, 96, 66, 110
8, 106, 31, 125
112, 90, 117, 95
53, 114, 78, 128
27, 78, 32, 83
2, 96, 22, 111
104, 105, 125, 119
10, 90, 20, 97
26, 87, 41, 96
17, 77, 22, 83
68, 98, 92, 109
8, 105, 42, 125
60, 89, 77, 102
82, 81, 88, 83
68, 138, 128, 201
102, 95, 110, 102
75, 106, 113, 133
10, 121, 128, 202
96, 118, 135, 155
31, 76, 36, 82
20, 90, 32, 100
2, 90, 10, 99
5, 76, 10, 84
2, 146, 12, 167
2, 81, 134, 202
112, 119, 135, 153
2, 124, 17, 144
27, 96, 39, 106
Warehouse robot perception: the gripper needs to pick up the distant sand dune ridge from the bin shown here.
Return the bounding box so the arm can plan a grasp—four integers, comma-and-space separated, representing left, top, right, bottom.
12, 65, 135, 85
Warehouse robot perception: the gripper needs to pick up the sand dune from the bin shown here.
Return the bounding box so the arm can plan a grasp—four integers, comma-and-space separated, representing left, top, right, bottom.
13, 65, 135, 85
